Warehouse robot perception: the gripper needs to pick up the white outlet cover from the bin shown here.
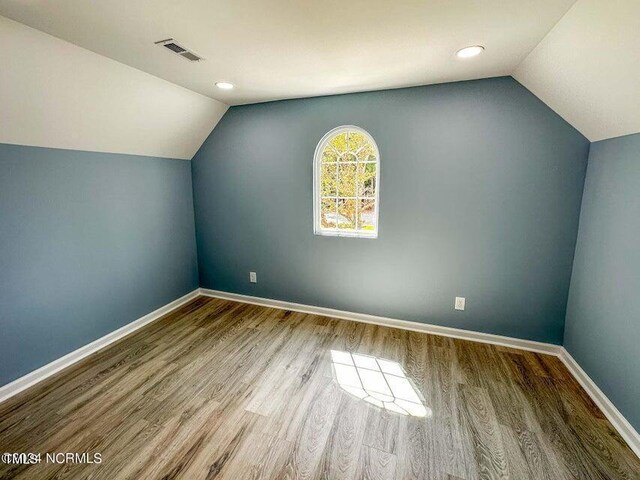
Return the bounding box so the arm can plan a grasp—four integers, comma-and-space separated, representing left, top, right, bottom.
455, 297, 465, 311
249, 272, 257, 283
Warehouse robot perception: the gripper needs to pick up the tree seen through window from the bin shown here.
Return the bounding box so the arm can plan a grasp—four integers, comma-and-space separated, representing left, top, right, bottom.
314, 126, 379, 237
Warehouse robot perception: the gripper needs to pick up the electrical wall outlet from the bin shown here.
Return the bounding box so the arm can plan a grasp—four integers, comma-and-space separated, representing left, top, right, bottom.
249, 271, 257, 283
455, 296, 465, 311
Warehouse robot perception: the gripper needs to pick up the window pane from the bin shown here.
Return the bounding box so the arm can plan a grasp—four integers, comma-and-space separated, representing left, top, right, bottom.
338, 163, 356, 197
340, 152, 357, 162
337, 198, 356, 229
357, 162, 376, 198
348, 131, 368, 152
357, 143, 377, 162
350, 132, 376, 162
320, 164, 337, 196
321, 198, 337, 228
328, 133, 348, 154
322, 148, 337, 163
358, 199, 375, 230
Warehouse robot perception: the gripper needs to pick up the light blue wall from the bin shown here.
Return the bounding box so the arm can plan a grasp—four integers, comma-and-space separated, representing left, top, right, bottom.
0, 144, 199, 386
564, 133, 640, 431
192, 76, 590, 344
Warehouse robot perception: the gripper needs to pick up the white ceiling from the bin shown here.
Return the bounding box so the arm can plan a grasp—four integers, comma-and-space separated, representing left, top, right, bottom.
0, 16, 227, 160
0, 0, 576, 106
515, 0, 640, 142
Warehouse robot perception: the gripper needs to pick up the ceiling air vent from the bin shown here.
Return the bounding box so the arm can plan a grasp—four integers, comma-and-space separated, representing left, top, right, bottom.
180, 51, 202, 62
154, 38, 203, 62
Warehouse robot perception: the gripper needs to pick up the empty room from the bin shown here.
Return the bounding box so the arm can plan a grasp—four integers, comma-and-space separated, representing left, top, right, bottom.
0, 0, 639, 479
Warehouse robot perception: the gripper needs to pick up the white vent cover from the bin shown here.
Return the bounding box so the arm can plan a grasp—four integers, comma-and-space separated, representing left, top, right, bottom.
154, 38, 203, 62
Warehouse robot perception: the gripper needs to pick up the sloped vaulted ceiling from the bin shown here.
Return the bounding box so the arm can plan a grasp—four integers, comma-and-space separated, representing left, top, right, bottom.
0, 16, 227, 160
515, 0, 640, 142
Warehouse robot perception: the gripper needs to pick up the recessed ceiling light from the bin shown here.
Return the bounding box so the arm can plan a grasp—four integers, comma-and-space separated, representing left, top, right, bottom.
456, 45, 485, 59
215, 82, 234, 90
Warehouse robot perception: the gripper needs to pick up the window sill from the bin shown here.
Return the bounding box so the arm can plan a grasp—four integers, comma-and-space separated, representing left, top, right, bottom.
314, 229, 378, 239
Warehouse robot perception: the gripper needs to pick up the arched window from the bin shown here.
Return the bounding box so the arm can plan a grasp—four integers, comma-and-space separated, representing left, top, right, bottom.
313, 126, 380, 238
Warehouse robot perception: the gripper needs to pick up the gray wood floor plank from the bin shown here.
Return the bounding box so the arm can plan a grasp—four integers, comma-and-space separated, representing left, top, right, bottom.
0, 296, 637, 479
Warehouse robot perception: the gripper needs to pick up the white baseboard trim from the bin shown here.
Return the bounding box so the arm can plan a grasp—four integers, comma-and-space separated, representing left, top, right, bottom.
200, 288, 639, 458
559, 348, 640, 457
0, 289, 200, 405
199, 288, 562, 355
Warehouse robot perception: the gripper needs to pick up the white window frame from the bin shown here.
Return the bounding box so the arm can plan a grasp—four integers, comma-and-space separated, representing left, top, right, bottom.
313, 125, 380, 239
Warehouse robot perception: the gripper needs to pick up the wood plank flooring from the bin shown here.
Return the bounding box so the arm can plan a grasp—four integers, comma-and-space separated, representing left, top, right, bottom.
0, 296, 638, 479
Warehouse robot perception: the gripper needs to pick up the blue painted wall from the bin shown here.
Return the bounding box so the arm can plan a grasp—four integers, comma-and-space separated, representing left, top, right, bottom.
192, 77, 589, 344
0, 144, 198, 386
564, 133, 640, 431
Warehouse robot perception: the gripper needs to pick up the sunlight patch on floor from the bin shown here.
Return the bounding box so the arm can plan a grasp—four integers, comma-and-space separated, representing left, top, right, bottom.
330, 350, 431, 417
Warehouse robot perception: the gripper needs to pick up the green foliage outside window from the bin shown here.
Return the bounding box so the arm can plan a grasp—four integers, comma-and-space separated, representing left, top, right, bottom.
319, 130, 377, 232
